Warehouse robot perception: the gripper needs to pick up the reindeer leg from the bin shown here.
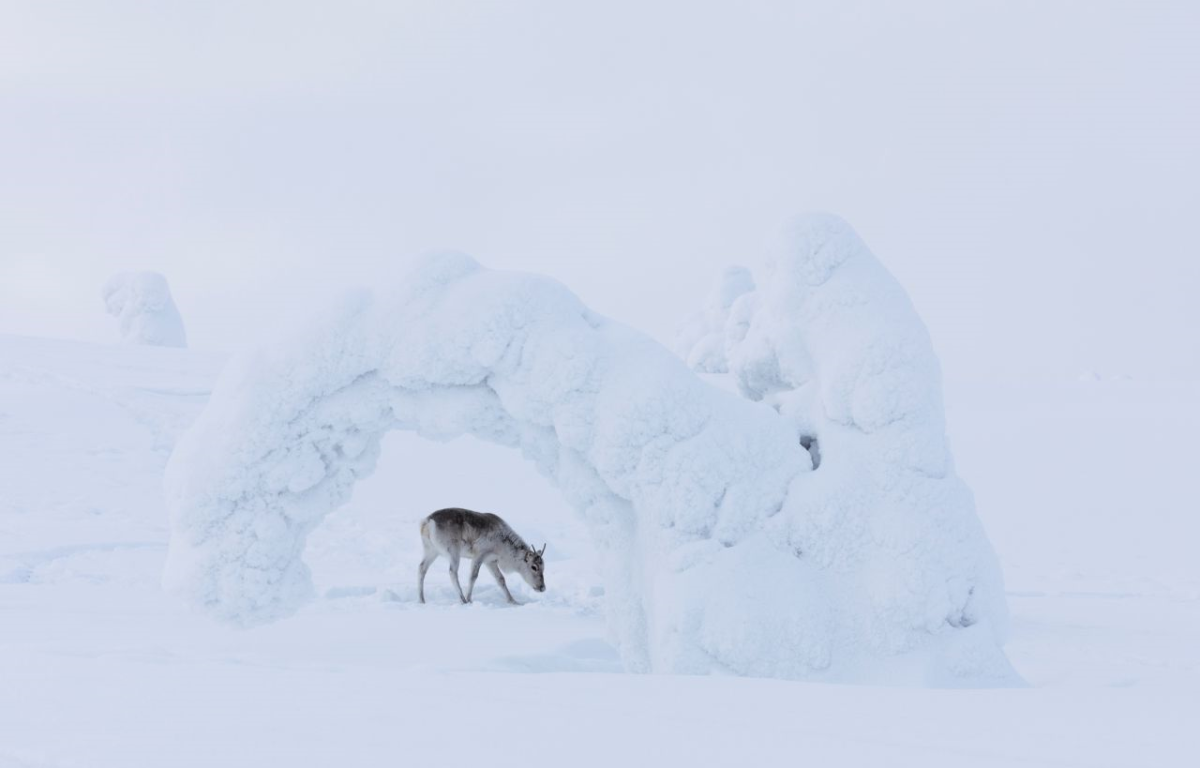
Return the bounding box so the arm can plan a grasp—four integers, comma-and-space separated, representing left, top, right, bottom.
448, 553, 467, 604
417, 551, 437, 604
487, 561, 519, 605
465, 555, 486, 603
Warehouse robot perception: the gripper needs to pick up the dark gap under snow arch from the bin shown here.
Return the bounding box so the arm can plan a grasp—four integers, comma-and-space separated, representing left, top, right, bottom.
302, 429, 590, 604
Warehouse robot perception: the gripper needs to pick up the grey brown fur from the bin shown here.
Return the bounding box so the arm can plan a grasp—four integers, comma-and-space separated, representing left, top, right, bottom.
418, 508, 546, 605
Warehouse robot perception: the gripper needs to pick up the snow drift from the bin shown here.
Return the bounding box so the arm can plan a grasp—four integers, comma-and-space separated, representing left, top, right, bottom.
164, 215, 1014, 685
102, 271, 188, 348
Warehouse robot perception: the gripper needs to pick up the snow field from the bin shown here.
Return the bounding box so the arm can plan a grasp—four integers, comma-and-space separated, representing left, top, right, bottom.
1, 333, 1197, 766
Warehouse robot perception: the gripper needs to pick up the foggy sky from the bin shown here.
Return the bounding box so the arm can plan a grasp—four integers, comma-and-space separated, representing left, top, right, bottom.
3, 0, 1198, 381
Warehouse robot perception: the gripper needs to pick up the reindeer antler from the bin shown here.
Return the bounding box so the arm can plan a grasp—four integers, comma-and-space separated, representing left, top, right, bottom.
538, 543, 547, 557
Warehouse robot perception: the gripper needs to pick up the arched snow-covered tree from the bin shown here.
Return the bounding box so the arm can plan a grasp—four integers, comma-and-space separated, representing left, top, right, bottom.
164, 215, 1015, 686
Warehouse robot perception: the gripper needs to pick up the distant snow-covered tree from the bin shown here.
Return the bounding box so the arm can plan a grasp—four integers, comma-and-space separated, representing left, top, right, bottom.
674, 266, 756, 373
102, 271, 187, 348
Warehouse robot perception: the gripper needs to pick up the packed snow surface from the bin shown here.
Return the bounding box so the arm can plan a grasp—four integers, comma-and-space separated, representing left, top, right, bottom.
2, 332, 1198, 767
164, 215, 1010, 684
101, 271, 188, 348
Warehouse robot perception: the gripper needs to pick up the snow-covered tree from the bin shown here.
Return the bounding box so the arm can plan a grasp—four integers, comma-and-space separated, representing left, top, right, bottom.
102, 271, 187, 348
674, 266, 756, 373
163, 216, 1014, 686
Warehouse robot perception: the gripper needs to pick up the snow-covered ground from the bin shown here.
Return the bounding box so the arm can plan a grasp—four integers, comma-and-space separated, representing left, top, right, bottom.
1, 333, 1197, 766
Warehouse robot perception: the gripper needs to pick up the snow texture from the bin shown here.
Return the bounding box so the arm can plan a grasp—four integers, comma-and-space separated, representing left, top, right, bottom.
101, 271, 187, 348
165, 215, 1013, 684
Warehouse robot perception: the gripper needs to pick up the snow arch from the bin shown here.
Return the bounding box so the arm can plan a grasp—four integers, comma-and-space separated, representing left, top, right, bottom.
164, 216, 1015, 684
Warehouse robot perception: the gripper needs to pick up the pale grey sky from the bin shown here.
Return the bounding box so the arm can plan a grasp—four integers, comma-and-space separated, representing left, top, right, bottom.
2, 0, 1198, 380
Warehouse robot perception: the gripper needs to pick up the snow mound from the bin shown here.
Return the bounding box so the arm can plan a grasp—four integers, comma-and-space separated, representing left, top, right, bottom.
102, 271, 187, 348
165, 218, 1015, 685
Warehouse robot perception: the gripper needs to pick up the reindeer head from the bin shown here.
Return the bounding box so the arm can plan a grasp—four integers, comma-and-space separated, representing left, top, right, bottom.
520, 543, 547, 593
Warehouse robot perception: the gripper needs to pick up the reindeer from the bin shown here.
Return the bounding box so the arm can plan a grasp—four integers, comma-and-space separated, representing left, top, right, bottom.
417, 508, 546, 605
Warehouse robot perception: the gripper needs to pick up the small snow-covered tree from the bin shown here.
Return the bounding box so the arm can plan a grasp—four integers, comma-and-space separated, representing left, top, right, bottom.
674, 266, 756, 373
102, 271, 187, 348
